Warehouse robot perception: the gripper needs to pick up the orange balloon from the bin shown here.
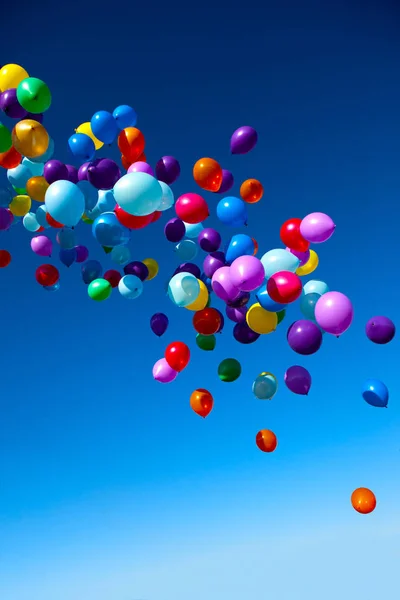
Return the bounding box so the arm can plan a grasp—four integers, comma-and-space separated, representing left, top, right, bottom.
121, 154, 131, 170
351, 488, 376, 514
256, 429, 277, 453
240, 179, 264, 204
0, 146, 22, 169
12, 119, 49, 158
251, 237, 259, 256
118, 127, 145, 163
193, 157, 223, 192
26, 176, 49, 202
190, 388, 214, 418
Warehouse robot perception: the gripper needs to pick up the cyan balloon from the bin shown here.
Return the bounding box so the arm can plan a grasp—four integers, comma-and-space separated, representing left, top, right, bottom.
252, 373, 278, 400
43, 281, 60, 292
168, 272, 200, 307
111, 245, 131, 265
81, 259, 102, 284
23, 212, 40, 232
184, 222, 203, 239
59, 247, 76, 268
29, 137, 54, 163
113, 172, 163, 216
118, 274, 143, 299
300, 292, 320, 320
175, 239, 198, 261
216, 196, 248, 226
22, 158, 44, 177
158, 181, 174, 211
56, 228, 76, 249
45, 180, 85, 227
362, 379, 389, 408
97, 189, 116, 213
91, 111, 119, 144
7, 164, 32, 189
92, 212, 131, 247
226, 234, 254, 263
113, 105, 137, 129
68, 133, 96, 163
77, 180, 98, 211
256, 287, 287, 312
35, 204, 50, 228
0, 187, 13, 207
261, 248, 300, 279
303, 280, 329, 297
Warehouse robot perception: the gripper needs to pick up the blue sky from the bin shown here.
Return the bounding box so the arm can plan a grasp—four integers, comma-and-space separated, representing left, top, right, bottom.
1, 1, 400, 599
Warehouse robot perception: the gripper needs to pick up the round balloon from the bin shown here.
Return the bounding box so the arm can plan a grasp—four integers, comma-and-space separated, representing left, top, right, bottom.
45, 180, 85, 227
175, 193, 209, 224
88, 278, 112, 301
165, 341, 190, 372
153, 358, 178, 384
362, 379, 389, 408
256, 429, 277, 453
193, 157, 222, 192
230, 126, 258, 155
246, 303, 277, 334
16, 77, 51, 113
365, 316, 395, 345
230, 255, 265, 292
12, 119, 49, 158
190, 389, 214, 418
300, 212, 336, 243
118, 274, 143, 299
216, 196, 247, 227
351, 488, 376, 514
314, 292, 353, 336
168, 272, 200, 307
252, 373, 278, 400
267, 271, 302, 304
155, 156, 180, 185
92, 212, 130, 247
218, 358, 241, 382
113, 172, 162, 216
287, 320, 323, 355
240, 178, 263, 203
280, 218, 310, 253
284, 366, 312, 395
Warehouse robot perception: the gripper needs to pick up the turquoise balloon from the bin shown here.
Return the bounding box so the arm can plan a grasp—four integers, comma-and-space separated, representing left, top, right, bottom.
158, 181, 174, 211
29, 137, 54, 163
43, 281, 60, 292
45, 180, 85, 227
111, 245, 131, 265
77, 180, 98, 211
168, 272, 200, 307
57, 228, 76, 249
175, 239, 198, 261
252, 373, 278, 400
22, 158, 44, 177
300, 292, 320, 320
91, 111, 118, 144
184, 222, 203, 239
118, 274, 143, 299
35, 204, 50, 228
261, 248, 300, 279
113, 172, 163, 216
68, 133, 96, 163
7, 164, 32, 189
97, 189, 116, 213
23, 212, 40, 232
303, 280, 329, 297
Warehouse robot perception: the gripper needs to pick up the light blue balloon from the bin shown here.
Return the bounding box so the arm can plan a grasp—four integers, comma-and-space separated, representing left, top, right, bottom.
300, 292, 320, 320
113, 172, 163, 216
216, 196, 248, 227
77, 180, 98, 211
168, 272, 200, 307
362, 379, 389, 408
118, 274, 143, 299
226, 234, 254, 263
91, 111, 119, 144
92, 212, 131, 247
175, 239, 198, 261
158, 181, 174, 211
29, 137, 54, 163
303, 280, 329, 297
82, 260, 102, 284
7, 164, 32, 189
56, 228, 76, 249
261, 248, 300, 279
0, 187, 13, 207
252, 373, 278, 400
256, 288, 287, 312
45, 180, 85, 227
184, 222, 203, 238
97, 189, 116, 213
35, 204, 50, 228
22, 158, 44, 177
112, 105, 137, 130
111, 245, 131, 265
85, 205, 102, 220
68, 133, 96, 163
43, 281, 60, 292
23, 212, 40, 232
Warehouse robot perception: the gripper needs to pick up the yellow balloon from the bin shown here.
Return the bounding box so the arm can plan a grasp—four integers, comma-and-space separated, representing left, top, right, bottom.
143, 258, 159, 281
185, 279, 209, 311
26, 176, 49, 202
296, 249, 319, 276
76, 122, 104, 150
0, 64, 29, 92
9, 194, 31, 217
246, 303, 278, 334
12, 120, 49, 159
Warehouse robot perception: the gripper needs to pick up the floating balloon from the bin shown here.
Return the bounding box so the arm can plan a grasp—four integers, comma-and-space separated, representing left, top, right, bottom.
88, 278, 112, 301
230, 255, 265, 292
198, 228, 221, 253
193, 307, 222, 335
115, 205, 153, 230
165, 341, 190, 372
118, 274, 143, 299
76, 122, 103, 150
300, 212, 336, 243
16, 77, 51, 113
216, 196, 247, 227
225, 234, 254, 263
175, 193, 209, 224
256, 288, 287, 313
56, 228, 76, 249
0, 64, 29, 92
35, 264, 59, 287
23, 211, 40, 232
280, 218, 309, 253
218, 358, 241, 382
287, 320, 323, 355
174, 262, 201, 278
143, 258, 158, 280
168, 272, 200, 307
43, 160, 68, 185
0, 88, 27, 119
351, 488, 376, 514
150, 313, 169, 337
31, 235, 52, 257
203, 251, 226, 278
104, 269, 121, 288
253, 373, 278, 400
267, 271, 302, 304
113, 172, 162, 216
26, 175, 49, 202
0, 123, 12, 153
75, 245, 89, 263
296, 249, 319, 276
29, 137, 54, 164
9, 195, 31, 217
118, 127, 145, 162
240, 178, 263, 203
190, 388, 214, 418
362, 379, 389, 408
81, 259, 102, 284
216, 169, 234, 193
90, 110, 118, 144
233, 321, 260, 344
184, 222, 203, 239
227, 290, 250, 308
315, 292, 353, 336
87, 159, 121, 190
113, 105, 137, 129
302, 279, 329, 297
300, 292, 320, 321
92, 212, 130, 247
111, 245, 131, 265
68, 133, 95, 163
0, 207, 14, 230
155, 156, 181, 185
196, 333, 216, 351
230, 126, 258, 155
211, 266, 240, 302
175, 239, 198, 261
256, 429, 277, 453
365, 316, 395, 345
124, 261, 149, 281
246, 303, 277, 334
0, 250, 11, 268
45, 180, 85, 227
59, 248, 77, 268
12, 119, 49, 158
284, 366, 312, 395
193, 157, 222, 192
153, 358, 178, 384
226, 305, 247, 323
185, 279, 209, 311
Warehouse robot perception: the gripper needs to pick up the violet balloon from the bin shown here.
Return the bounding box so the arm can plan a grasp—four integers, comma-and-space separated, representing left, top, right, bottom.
155, 156, 181, 185
286, 247, 310, 267
150, 313, 169, 337
233, 321, 260, 344
230, 126, 258, 155
124, 261, 149, 281
128, 161, 154, 176
198, 228, 221, 252
365, 316, 395, 345
226, 305, 247, 323
284, 365, 312, 395
300, 212, 336, 244
216, 169, 234, 194
0, 208, 13, 231
203, 251, 226, 278
227, 291, 250, 308
66, 164, 79, 183
75, 245, 89, 263
152, 358, 178, 383
77, 162, 91, 181
287, 320, 323, 355
31, 235, 52, 257
44, 160, 68, 185
174, 262, 201, 278
87, 159, 121, 190
164, 217, 185, 243
0, 88, 27, 119
212, 266, 240, 302
230, 255, 265, 292
314, 292, 353, 336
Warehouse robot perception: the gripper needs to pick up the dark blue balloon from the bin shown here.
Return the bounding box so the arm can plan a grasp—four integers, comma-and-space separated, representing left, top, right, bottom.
81, 260, 102, 284
59, 247, 77, 268
362, 379, 389, 408
92, 212, 131, 248
256, 288, 287, 312
225, 234, 254, 263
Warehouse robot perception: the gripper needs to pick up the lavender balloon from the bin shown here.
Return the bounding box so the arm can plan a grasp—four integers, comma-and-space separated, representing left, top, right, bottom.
315, 292, 353, 336
226, 305, 247, 323
284, 366, 312, 395
365, 316, 395, 345
233, 322, 260, 344
165, 218, 185, 242
286, 247, 310, 267
230, 126, 258, 155
153, 358, 178, 383
87, 159, 121, 190
31, 235, 52, 257
300, 212, 336, 244
211, 266, 240, 302
0, 88, 27, 119
203, 251, 225, 278
66, 164, 79, 183
287, 320, 323, 355
155, 156, 180, 185
128, 161, 154, 176
44, 160, 68, 185
216, 169, 234, 194
198, 228, 221, 252
230, 255, 265, 292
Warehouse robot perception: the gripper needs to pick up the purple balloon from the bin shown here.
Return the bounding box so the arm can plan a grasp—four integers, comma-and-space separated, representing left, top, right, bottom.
66, 164, 79, 183
150, 313, 169, 337
365, 316, 395, 345
87, 158, 121, 190
287, 320, 323, 355
155, 156, 180, 185
128, 161, 154, 176
284, 365, 312, 395
233, 321, 260, 344
300, 212, 336, 244
226, 305, 247, 323
78, 162, 91, 181
44, 160, 68, 185
124, 261, 149, 281
230, 126, 258, 155
315, 292, 353, 336
216, 169, 234, 194
227, 291, 250, 308
0, 88, 27, 119
211, 266, 240, 302
0, 208, 13, 231
164, 217, 185, 243
203, 251, 225, 278
153, 357, 178, 383
174, 262, 201, 278
31, 235, 52, 257
286, 247, 310, 267
75, 245, 89, 263
26, 112, 43, 123
198, 228, 221, 252
230, 255, 265, 292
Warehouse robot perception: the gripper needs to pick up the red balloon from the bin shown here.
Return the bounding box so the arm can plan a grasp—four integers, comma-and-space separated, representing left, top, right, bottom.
0, 250, 11, 268
37, 226, 45, 232
175, 193, 209, 224
165, 341, 191, 372
104, 269, 121, 288
46, 213, 63, 228
193, 308, 222, 336
117, 127, 145, 163
280, 218, 310, 253
0, 146, 22, 169
35, 264, 59, 287
115, 205, 154, 229
151, 211, 162, 223
267, 271, 303, 304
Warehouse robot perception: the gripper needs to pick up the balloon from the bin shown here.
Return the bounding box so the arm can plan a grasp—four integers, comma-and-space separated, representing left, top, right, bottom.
23, 211, 39, 232
155, 156, 180, 185
127, 161, 154, 177
277, 310, 286, 325
287, 320, 323, 355
0, 146, 22, 169
165, 341, 190, 372
165, 218, 186, 242
0, 88, 27, 119
118, 127, 145, 162
246, 303, 277, 334
252, 372, 278, 400
300, 292, 320, 320
153, 358, 178, 383
0, 64, 29, 91
351, 488, 376, 514
240, 178, 263, 204
92, 212, 130, 247
157, 181, 174, 211
150, 313, 169, 337
103, 269, 121, 288
280, 218, 310, 253
314, 291, 353, 336
365, 316, 395, 344
31, 235, 52, 257
35, 264, 59, 287
227, 290, 250, 308
44, 180, 85, 227
185, 279, 209, 311
174, 262, 201, 278
300, 212, 336, 243
226, 305, 247, 323
0, 123, 12, 153
143, 258, 159, 280
78, 162, 91, 181
215, 169, 234, 194
16, 77, 51, 113
211, 266, 240, 302
284, 366, 312, 395
0, 187, 12, 208
218, 358, 241, 382
0, 207, 13, 230
198, 228, 221, 252
0, 249, 11, 268
9, 194, 31, 217
303, 279, 329, 297
113, 105, 137, 129
193, 307, 222, 335
81, 260, 102, 284
193, 157, 222, 192
118, 274, 143, 299
184, 222, 203, 239
66, 164, 78, 183
175, 193, 209, 224
190, 389, 214, 418
87, 158, 121, 190
75, 245, 89, 263
230, 126, 258, 155
43, 160, 68, 185
59, 247, 77, 268
90, 110, 118, 144
110, 245, 130, 266
267, 271, 302, 304
12, 119, 49, 158
230, 255, 265, 292
56, 228, 76, 249
26, 176, 49, 202
203, 251, 226, 278
233, 321, 260, 344
168, 272, 200, 307
113, 172, 162, 216
88, 278, 112, 301
175, 239, 198, 261
286, 247, 310, 266
256, 287, 287, 313
46, 213, 63, 228
256, 429, 277, 453
124, 261, 149, 281
28, 137, 54, 164
196, 333, 216, 351
114, 205, 151, 230
225, 234, 254, 264
68, 133, 96, 163
362, 379, 389, 408
75, 122, 103, 150
7, 163, 32, 189
296, 249, 319, 276
216, 196, 247, 227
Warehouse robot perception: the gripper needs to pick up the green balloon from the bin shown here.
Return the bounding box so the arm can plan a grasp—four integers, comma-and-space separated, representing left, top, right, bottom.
277, 310, 286, 324
206, 294, 212, 308
0, 123, 12, 153
196, 333, 216, 351
102, 246, 113, 254
218, 358, 242, 382
13, 186, 26, 195
16, 77, 52, 114
88, 278, 112, 301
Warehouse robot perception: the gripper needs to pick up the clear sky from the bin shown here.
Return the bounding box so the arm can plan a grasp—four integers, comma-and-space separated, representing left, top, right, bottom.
1, 1, 400, 599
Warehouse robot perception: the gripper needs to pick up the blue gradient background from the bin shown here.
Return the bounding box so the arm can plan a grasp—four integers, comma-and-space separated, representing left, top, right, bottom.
1, 1, 400, 599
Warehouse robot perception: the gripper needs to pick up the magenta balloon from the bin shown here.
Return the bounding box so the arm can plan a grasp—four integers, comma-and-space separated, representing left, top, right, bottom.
152, 358, 178, 383
229, 255, 265, 292
314, 291, 354, 336
211, 266, 240, 302
30, 235, 52, 257
286, 247, 310, 267
300, 212, 336, 244
128, 161, 155, 176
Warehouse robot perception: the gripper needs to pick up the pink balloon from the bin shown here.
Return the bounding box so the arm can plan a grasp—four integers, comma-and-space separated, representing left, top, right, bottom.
314, 291, 353, 336
31, 235, 52, 257
300, 212, 336, 243
229, 255, 265, 292
152, 358, 178, 383
286, 247, 310, 266
128, 161, 155, 177
211, 266, 240, 302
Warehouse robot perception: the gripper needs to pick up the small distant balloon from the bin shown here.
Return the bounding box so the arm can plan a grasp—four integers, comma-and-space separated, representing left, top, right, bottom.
230, 126, 258, 155
365, 316, 395, 345
190, 388, 214, 418
256, 429, 277, 453
351, 488, 376, 514
284, 366, 312, 395
362, 379, 389, 408
150, 313, 169, 337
